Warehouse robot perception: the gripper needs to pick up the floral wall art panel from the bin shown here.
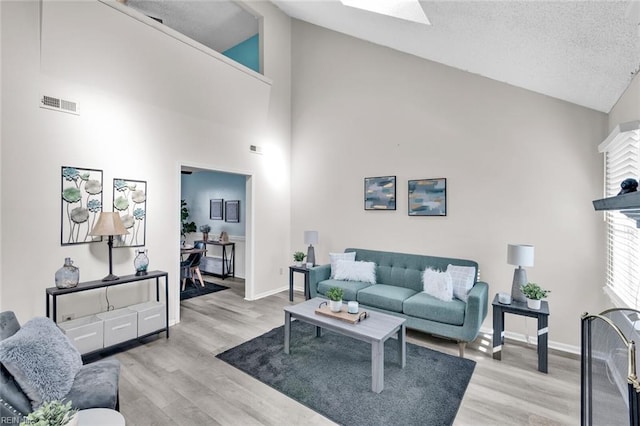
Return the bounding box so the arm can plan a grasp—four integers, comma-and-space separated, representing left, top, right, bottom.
61, 166, 103, 245
113, 178, 147, 247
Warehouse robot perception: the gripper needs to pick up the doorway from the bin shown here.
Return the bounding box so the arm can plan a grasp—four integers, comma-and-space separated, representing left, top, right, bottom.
179, 165, 250, 311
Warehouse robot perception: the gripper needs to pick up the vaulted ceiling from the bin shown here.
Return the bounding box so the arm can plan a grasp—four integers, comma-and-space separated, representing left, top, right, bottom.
273, 0, 640, 113
122, 1, 640, 113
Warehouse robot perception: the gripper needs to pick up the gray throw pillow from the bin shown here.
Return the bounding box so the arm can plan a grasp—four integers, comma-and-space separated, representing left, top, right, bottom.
0, 317, 82, 409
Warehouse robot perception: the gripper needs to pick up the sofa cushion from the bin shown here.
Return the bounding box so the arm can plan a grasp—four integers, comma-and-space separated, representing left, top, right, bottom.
0, 317, 82, 409
403, 292, 466, 326
357, 284, 417, 313
422, 268, 453, 301
447, 264, 476, 302
334, 260, 376, 284
329, 252, 357, 278
317, 279, 371, 301
65, 359, 120, 410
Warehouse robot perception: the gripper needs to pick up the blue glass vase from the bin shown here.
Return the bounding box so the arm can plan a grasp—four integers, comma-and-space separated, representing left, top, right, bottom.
134, 249, 149, 276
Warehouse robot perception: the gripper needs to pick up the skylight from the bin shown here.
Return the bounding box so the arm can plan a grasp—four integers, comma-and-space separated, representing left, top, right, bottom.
340, 0, 430, 25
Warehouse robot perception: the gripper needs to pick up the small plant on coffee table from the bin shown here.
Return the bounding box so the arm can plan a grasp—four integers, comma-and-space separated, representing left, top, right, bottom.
326, 287, 344, 302
326, 287, 345, 312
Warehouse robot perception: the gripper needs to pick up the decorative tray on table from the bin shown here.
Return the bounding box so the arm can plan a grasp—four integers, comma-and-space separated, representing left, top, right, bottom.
315, 302, 369, 324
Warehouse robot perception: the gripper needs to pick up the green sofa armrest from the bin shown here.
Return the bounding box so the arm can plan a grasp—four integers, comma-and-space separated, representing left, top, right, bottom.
460, 281, 489, 342
308, 264, 331, 298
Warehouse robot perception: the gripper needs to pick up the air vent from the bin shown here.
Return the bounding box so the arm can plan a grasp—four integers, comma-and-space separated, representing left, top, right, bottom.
40, 95, 79, 115
249, 145, 263, 155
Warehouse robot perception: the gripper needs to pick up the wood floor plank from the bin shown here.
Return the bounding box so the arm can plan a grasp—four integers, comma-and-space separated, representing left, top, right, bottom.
110, 277, 580, 425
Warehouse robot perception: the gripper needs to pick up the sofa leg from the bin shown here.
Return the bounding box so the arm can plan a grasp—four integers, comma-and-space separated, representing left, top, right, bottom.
458, 342, 466, 358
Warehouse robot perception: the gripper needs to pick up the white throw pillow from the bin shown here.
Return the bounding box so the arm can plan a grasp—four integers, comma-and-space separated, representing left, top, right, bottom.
447, 264, 476, 302
422, 268, 453, 302
333, 260, 376, 284
329, 252, 357, 278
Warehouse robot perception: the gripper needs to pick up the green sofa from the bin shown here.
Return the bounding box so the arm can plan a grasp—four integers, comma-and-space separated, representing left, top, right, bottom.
308, 248, 489, 357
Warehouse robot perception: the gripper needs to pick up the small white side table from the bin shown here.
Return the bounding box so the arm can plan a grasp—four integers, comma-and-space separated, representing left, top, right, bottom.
77, 408, 125, 426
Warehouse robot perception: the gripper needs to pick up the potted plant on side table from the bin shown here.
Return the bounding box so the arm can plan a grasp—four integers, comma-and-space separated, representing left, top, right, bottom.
326, 287, 345, 312
293, 251, 306, 267
520, 282, 550, 310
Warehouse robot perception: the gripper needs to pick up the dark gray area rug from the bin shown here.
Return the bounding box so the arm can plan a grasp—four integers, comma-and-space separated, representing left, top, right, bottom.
180, 280, 228, 301
217, 321, 475, 426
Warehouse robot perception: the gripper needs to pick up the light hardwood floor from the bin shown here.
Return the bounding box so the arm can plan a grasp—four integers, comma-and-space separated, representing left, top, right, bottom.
115, 278, 580, 425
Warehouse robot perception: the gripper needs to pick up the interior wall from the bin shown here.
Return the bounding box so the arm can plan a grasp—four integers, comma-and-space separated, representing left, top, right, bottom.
0, 1, 292, 324
290, 21, 608, 348
181, 171, 247, 238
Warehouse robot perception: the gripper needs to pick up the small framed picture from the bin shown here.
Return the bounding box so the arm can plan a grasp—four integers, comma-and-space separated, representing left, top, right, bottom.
408, 178, 446, 216
225, 200, 240, 223
210, 199, 223, 220
364, 176, 396, 210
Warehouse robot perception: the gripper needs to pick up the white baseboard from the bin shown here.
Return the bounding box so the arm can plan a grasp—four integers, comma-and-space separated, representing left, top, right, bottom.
245, 285, 289, 301
479, 326, 580, 355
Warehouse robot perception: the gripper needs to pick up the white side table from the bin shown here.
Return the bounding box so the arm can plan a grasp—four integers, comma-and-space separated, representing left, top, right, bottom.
77, 408, 125, 426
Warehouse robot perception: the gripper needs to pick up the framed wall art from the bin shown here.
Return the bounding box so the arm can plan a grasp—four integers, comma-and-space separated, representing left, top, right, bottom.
408, 178, 447, 216
113, 178, 147, 247
210, 199, 224, 220
364, 176, 396, 210
225, 200, 240, 223
61, 166, 103, 245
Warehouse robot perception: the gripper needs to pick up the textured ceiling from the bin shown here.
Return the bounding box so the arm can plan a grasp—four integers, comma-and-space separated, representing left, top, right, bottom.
272, 0, 640, 113
126, 0, 258, 52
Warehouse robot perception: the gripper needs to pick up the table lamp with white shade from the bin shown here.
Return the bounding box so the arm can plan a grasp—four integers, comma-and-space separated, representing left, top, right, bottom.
507, 244, 534, 303
90, 212, 129, 281
304, 230, 318, 266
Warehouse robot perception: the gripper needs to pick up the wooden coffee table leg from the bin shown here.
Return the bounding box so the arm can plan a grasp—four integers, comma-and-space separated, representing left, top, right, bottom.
371, 340, 384, 393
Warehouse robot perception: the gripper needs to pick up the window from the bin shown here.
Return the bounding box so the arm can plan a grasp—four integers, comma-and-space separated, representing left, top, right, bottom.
600, 122, 640, 310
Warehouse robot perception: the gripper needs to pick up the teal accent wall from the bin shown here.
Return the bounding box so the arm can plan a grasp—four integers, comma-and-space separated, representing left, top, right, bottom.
223, 34, 259, 73
181, 171, 246, 237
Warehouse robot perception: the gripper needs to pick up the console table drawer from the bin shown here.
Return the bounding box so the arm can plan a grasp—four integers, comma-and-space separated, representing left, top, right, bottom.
59, 315, 104, 354
128, 301, 166, 336
97, 309, 138, 347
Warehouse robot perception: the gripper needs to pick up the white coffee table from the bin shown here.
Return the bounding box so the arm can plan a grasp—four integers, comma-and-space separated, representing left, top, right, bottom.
284, 297, 406, 393
77, 408, 125, 426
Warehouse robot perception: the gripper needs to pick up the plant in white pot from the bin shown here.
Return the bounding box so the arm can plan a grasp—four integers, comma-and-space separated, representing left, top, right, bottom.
520, 282, 550, 310
326, 287, 344, 312
293, 251, 306, 267
21, 400, 78, 426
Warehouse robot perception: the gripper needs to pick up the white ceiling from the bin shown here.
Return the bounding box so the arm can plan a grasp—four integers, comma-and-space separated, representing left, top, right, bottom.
123, 1, 640, 113
272, 0, 640, 113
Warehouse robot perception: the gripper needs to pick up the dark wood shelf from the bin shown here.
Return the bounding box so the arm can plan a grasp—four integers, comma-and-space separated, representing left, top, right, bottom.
46, 270, 167, 296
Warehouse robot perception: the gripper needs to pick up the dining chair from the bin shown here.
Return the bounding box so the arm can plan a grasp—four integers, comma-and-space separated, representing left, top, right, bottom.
180, 242, 205, 291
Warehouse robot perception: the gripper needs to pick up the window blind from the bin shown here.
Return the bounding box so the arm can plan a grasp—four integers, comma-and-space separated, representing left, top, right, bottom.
602, 127, 640, 310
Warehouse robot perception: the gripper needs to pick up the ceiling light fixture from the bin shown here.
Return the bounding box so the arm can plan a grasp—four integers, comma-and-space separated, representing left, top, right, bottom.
340, 0, 430, 25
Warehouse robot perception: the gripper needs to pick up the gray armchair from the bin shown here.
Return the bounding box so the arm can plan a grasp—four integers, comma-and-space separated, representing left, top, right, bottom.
0, 311, 120, 422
